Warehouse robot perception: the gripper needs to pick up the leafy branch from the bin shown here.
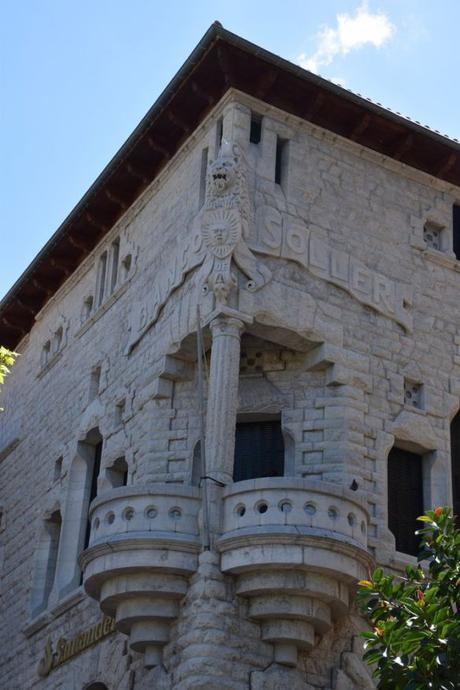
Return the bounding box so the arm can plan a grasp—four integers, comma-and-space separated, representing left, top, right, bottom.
357, 507, 460, 690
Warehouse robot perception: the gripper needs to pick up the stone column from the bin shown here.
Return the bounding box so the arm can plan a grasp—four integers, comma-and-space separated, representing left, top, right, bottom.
203, 312, 246, 544
206, 315, 244, 483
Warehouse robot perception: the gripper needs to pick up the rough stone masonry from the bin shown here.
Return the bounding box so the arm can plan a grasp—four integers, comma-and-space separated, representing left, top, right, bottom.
1, 25, 460, 690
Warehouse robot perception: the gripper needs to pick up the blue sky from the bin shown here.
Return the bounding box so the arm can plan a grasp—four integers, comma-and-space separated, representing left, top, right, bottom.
1, 1, 458, 300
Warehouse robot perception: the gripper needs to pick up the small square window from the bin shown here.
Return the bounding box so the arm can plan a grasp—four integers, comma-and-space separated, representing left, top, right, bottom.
404, 379, 423, 409
423, 222, 442, 250
423, 221, 445, 251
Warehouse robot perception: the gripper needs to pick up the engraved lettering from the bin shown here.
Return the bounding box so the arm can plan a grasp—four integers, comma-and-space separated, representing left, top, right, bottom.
330, 249, 349, 283
309, 236, 329, 273
373, 276, 395, 313
256, 205, 282, 253
351, 262, 372, 296
37, 616, 116, 676
285, 220, 308, 256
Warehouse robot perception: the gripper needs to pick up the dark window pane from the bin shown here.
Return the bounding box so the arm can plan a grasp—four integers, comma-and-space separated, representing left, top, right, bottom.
388, 448, 423, 556
275, 138, 284, 185
83, 441, 103, 551
453, 205, 460, 260
250, 118, 262, 144
234, 420, 284, 482
451, 412, 460, 528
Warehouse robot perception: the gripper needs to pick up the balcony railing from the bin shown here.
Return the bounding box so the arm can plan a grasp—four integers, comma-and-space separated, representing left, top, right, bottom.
80, 484, 201, 668
217, 477, 373, 666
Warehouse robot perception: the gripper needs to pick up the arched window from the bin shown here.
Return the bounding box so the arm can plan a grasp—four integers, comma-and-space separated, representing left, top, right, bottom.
451, 411, 460, 528
387, 447, 424, 556
55, 428, 103, 597
233, 416, 285, 482
83, 439, 103, 552
84, 683, 109, 690
30, 508, 62, 616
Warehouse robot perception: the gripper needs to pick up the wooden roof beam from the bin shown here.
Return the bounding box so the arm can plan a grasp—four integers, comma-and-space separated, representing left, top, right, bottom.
437, 152, 457, 178
255, 70, 278, 99
85, 212, 108, 233
167, 110, 190, 133
105, 189, 128, 211
126, 164, 149, 185
15, 298, 37, 316
350, 113, 372, 141
304, 91, 325, 121
393, 133, 414, 161
31, 278, 54, 298
2, 311, 30, 329
147, 137, 171, 160
191, 80, 213, 105
67, 235, 90, 253
216, 44, 233, 87
49, 258, 72, 277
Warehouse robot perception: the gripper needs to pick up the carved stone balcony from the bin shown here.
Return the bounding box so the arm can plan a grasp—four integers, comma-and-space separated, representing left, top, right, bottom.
80, 485, 201, 667
217, 478, 373, 666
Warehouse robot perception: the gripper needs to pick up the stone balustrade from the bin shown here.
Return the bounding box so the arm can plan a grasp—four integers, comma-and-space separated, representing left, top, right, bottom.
80, 484, 201, 668
217, 478, 373, 667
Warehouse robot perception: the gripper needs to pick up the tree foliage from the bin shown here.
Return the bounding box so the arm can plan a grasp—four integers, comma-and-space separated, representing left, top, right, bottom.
0, 346, 17, 410
0, 346, 17, 386
357, 507, 460, 689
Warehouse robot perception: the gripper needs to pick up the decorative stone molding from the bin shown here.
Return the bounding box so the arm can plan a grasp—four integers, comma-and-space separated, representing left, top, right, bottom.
126, 139, 270, 352
388, 409, 437, 452
81, 485, 201, 668
37, 318, 70, 378
77, 236, 138, 337
136, 354, 195, 407
304, 343, 370, 390
217, 477, 373, 667
196, 139, 272, 304
252, 204, 413, 332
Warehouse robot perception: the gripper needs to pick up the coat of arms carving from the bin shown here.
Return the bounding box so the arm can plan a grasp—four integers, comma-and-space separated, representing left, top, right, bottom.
196, 139, 272, 304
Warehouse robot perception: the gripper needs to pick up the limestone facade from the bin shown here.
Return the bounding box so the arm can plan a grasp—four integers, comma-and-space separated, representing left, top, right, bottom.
1, 82, 460, 690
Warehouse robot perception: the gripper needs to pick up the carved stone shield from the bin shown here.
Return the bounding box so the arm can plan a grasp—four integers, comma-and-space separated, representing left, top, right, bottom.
201, 208, 242, 259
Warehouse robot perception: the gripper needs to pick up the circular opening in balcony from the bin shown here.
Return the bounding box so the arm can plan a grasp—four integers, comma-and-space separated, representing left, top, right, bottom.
93, 517, 100, 530
235, 503, 246, 517
361, 520, 366, 534
169, 507, 182, 520
255, 501, 269, 514
347, 512, 356, 527
122, 506, 135, 521
105, 511, 115, 525
304, 502, 317, 516
328, 506, 339, 520
145, 506, 158, 520
278, 500, 293, 513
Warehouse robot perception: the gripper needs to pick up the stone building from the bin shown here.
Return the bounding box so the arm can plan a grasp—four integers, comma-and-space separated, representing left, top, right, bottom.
1, 22, 460, 690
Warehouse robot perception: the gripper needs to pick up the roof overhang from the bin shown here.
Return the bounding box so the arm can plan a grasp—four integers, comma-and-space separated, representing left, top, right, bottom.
2, 21, 460, 348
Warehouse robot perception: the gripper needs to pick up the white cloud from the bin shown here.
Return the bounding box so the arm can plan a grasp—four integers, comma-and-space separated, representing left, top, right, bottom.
298, 3, 395, 74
